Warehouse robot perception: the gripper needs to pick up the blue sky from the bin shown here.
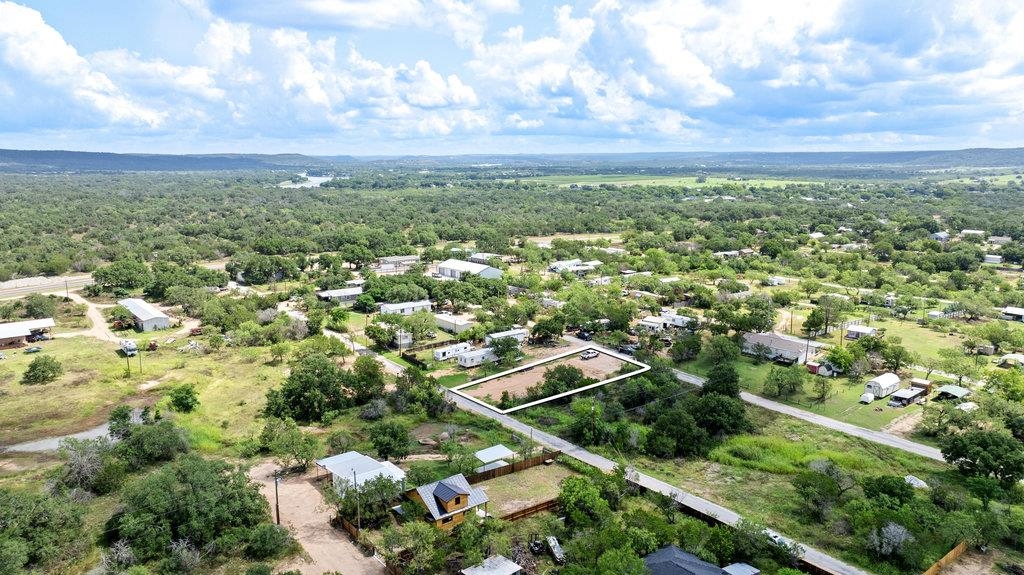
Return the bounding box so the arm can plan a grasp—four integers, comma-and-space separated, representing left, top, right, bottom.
1, 0, 1023, 154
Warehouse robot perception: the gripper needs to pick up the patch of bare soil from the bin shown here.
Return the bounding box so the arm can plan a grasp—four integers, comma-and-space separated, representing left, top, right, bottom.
882, 410, 923, 438
940, 550, 1000, 575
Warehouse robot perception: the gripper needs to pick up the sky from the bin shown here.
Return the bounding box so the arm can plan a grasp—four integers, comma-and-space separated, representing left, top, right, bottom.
1, 0, 1023, 155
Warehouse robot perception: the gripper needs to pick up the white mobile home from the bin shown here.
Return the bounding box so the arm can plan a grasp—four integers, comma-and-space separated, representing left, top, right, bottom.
379, 300, 432, 316
434, 342, 474, 361
845, 325, 878, 339
435, 313, 474, 334
458, 347, 498, 367
660, 311, 693, 329
865, 373, 901, 399
438, 258, 503, 280
984, 254, 1004, 265
485, 328, 529, 346
1000, 307, 1024, 322
316, 286, 362, 303
117, 298, 170, 332
548, 259, 582, 273
638, 316, 664, 333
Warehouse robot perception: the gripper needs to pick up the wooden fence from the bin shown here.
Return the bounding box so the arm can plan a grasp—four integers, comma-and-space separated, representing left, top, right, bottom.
921, 541, 967, 575
499, 498, 558, 522
464, 450, 562, 484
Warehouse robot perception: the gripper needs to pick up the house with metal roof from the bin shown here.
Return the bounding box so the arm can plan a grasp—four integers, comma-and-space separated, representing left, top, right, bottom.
485, 328, 529, 346
845, 324, 878, 339
117, 298, 170, 331
316, 286, 363, 303
935, 384, 972, 401
1000, 306, 1024, 322
741, 332, 823, 365
379, 300, 432, 315
315, 451, 406, 495
0, 318, 55, 347
411, 473, 488, 529
438, 258, 503, 280
643, 545, 728, 575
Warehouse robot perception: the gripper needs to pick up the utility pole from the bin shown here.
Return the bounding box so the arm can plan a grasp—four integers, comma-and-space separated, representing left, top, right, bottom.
138, 346, 143, 375
64, 279, 69, 300
354, 470, 361, 532
274, 473, 281, 525
125, 354, 131, 376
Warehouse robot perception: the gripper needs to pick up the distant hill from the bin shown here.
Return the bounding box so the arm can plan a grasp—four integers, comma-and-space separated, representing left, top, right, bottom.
2, 147, 1023, 173
0, 149, 348, 173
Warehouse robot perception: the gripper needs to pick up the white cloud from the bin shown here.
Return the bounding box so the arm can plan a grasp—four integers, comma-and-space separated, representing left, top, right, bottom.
209, 0, 425, 30
196, 18, 252, 75
504, 113, 543, 129
0, 1, 163, 127
91, 49, 224, 101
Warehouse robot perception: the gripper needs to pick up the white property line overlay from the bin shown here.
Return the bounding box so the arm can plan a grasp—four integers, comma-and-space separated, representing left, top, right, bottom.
449, 345, 651, 415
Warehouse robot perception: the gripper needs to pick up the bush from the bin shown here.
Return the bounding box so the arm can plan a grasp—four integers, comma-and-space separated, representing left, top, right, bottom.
168, 384, 200, 413
21, 355, 63, 385
245, 566, 273, 575
245, 524, 292, 559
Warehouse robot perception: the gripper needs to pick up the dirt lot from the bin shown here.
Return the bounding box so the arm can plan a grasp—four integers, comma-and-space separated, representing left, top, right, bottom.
475, 463, 579, 515
463, 351, 627, 402
249, 460, 386, 575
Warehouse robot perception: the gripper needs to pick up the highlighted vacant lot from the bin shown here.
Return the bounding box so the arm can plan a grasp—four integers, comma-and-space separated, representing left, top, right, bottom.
450, 346, 649, 414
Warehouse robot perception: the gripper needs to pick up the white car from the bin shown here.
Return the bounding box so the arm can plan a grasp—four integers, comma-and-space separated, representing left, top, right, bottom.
580, 350, 599, 360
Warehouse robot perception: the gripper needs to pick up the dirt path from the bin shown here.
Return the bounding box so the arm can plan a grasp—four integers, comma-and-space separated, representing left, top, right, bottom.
248, 461, 387, 575
54, 292, 119, 343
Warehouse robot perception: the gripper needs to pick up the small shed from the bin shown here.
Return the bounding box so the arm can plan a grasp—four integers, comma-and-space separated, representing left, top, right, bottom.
461, 555, 522, 575
909, 378, 933, 392
859, 392, 875, 404
935, 385, 972, 401
724, 564, 762, 575
864, 373, 901, 399
475, 444, 515, 464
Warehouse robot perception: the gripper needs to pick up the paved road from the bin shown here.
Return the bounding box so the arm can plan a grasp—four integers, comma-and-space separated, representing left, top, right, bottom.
0, 274, 94, 300
445, 387, 870, 575
0, 260, 227, 301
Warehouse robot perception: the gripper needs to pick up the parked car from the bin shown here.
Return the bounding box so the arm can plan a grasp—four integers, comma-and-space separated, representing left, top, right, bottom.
617, 344, 639, 355
580, 350, 599, 360
546, 536, 566, 565
576, 330, 593, 341
27, 333, 50, 342
24, 346, 43, 354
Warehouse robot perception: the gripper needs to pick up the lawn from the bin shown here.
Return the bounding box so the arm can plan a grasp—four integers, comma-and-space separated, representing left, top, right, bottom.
848, 317, 965, 363
0, 336, 286, 449
474, 463, 579, 516
680, 355, 926, 430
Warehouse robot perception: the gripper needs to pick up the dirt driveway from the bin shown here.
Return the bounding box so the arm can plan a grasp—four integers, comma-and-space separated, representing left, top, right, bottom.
54, 292, 119, 343
249, 461, 387, 575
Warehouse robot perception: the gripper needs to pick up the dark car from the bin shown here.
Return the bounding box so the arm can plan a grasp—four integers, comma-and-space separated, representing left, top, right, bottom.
576, 330, 593, 341
617, 344, 639, 355
27, 333, 50, 342
24, 346, 43, 353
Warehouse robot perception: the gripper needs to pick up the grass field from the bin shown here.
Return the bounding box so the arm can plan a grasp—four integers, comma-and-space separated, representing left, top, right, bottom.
522, 174, 814, 188
0, 336, 285, 448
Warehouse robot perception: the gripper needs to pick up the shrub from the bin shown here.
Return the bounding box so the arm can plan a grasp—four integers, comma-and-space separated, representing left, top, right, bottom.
21, 355, 63, 385
245, 566, 273, 575
245, 524, 292, 559
168, 384, 200, 413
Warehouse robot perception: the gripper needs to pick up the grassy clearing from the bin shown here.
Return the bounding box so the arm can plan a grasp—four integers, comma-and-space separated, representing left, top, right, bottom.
868, 317, 965, 362
0, 336, 286, 447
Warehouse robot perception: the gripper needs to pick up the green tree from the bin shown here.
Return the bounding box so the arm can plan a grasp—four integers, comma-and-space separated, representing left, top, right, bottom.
763, 364, 805, 397
349, 355, 387, 405
703, 363, 740, 397
21, 355, 62, 385
704, 335, 738, 365
370, 420, 410, 461
811, 376, 833, 401
941, 429, 1024, 486
670, 334, 701, 363
558, 475, 612, 532
93, 259, 152, 291
23, 294, 56, 319
792, 470, 840, 522
692, 394, 748, 436
264, 353, 345, 422
489, 335, 522, 365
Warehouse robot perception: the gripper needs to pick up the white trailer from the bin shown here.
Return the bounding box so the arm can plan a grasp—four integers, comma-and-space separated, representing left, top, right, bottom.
434, 342, 473, 361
